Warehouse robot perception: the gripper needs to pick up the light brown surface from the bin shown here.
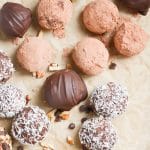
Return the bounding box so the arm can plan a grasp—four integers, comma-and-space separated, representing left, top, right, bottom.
0, 0, 150, 150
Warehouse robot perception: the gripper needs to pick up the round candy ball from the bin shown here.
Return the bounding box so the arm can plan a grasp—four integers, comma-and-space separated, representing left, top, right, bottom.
114, 21, 148, 57
37, 0, 73, 38
83, 0, 119, 34
12, 106, 50, 145
44, 69, 88, 110
17, 37, 55, 72
72, 38, 109, 75
0, 51, 14, 83
0, 2, 32, 38
90, 82, 128, 118
79, 117, 117, 150
0, 85, 26, 118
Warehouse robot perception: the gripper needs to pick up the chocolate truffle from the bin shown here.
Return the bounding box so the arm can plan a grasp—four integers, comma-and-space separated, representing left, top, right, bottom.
12, 106, 50, 145
17, 37, 55, 72
44, 69, 88, 110
72, 38, 109, 75
0, 51, 14, 83
114, 21, 148, 57
0, 127, 12, 150
0, 85, 26, 118
83, 0, 119, 34
90, 82, 128, 118
0, 2, 32, 38
79, 117, 117, 150
37, 0, 73, 38
122, 0, 150, 15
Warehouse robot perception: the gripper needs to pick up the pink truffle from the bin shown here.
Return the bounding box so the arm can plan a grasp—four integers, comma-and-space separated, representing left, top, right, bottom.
83, 0, 119, 34
114, 21, 148, 56
37, 0, 73, 38
17, 37, 55, 72
72, 38, 109, 75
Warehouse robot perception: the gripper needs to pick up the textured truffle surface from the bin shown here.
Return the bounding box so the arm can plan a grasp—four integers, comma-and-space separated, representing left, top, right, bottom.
44, 69, 88, 110
0, 85, 26, 118
83, 0, 119, 34
37, 0, 73, 38
0, 127, 12, 150
79, 117, 117, 150
0, 51, 14, 83
17, 37, 55, 72
72, 38, 109, 75
90, 82, 128, 118
114, 21, 148, 56
12, 106, 50, 145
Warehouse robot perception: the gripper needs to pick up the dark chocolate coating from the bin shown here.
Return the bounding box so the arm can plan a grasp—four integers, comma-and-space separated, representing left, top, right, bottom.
44, 69, 88, 110
122, 0, 150, 15
0, 2, 32, 37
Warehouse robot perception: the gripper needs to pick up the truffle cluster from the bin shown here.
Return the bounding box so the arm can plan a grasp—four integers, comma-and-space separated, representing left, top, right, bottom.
0, 84, 26, 118
12, 106, 50, 145
79, 117, 117, 150
90, 82, 128, 118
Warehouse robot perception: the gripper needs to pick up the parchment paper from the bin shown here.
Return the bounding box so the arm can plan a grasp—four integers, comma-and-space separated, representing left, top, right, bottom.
0, 0, 150, 150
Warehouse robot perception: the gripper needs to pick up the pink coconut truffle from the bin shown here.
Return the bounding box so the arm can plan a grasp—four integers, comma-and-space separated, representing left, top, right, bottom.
17, 37, 55, 72
114, 21, 148, 56
72, 38, 109, 75
37, 0, 73, 38
83, 0, 119, 34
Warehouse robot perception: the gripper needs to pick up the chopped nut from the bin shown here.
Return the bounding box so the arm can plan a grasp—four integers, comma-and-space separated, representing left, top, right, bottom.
68, 123, 75, 129
38, 30, 43, 37
47, 111, 53, 121
59, 112, 70, 120
49, 63, 61, 72
39, 142, 54, 150
66, 136, 74, 145
66, 64, 72, 69
109, 62, 117, 70
25, 95, 31, 105
36, 71, 45, 78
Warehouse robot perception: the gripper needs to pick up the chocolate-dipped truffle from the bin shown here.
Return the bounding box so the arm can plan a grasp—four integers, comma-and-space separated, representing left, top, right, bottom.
44, 69, 88, 110
0, 127, 12, 150
12, 106, 50, 145
0, 51, 14, 83
90, 82, 128, 118
0, 85, 26, 118
122, 0, 150, 15
0, 2, 32, 38
79, 117, 117, 150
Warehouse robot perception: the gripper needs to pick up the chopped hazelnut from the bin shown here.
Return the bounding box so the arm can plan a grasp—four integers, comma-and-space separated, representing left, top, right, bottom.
66, 136, 74, 145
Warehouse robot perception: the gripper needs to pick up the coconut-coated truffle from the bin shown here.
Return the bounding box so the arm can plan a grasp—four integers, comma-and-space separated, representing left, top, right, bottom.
12, 106, 50, 145
83, 0, 119, 34
37, 0, 73, 38
17, 37, 55, 72
0, 51, 14, 83
79, 117, 117, 150
72, 38, 109, 75
114, 21, 148, 57
90, 82, 128, 118
0, 85, 26, 118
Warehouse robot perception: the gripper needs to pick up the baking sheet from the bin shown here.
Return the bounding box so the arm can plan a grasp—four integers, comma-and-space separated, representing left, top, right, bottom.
0, 0, 150, 150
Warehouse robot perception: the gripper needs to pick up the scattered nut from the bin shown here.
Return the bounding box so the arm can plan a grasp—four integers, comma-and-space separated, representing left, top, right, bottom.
47, 111, 53, 121
25, 95, 31, 105
32, 71, 45, 78
39, 142, 54, 150
66, 136, 74, 145
49, 63, 62, 72
109, 62, 117, 70
59, 112, 70, 120
66, 64, 72, 69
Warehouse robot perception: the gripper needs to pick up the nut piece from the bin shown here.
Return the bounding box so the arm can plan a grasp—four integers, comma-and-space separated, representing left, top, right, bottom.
39, 142, 54, 150
59, 112, 70, 120
49, 63, 61, 72
66, 136, 74, 145
47, 111, 54, 121
32, 71, 45, 78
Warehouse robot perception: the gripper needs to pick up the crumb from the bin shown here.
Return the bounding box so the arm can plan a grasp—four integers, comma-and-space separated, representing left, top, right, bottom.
66, 136, 74, 145
68, 123, 75, 129
59, 112, 70, 120
109, 62, 117, 70
32, 71, 45, 78
49, 63, 62, 72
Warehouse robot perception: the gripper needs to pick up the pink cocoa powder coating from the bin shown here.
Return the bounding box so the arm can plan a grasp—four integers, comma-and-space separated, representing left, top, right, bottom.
114, 21, 148, 56
37, 0, 73, 38
72, 37, 109, 75
83, 0, 119, 34
17, 37, 55, 72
